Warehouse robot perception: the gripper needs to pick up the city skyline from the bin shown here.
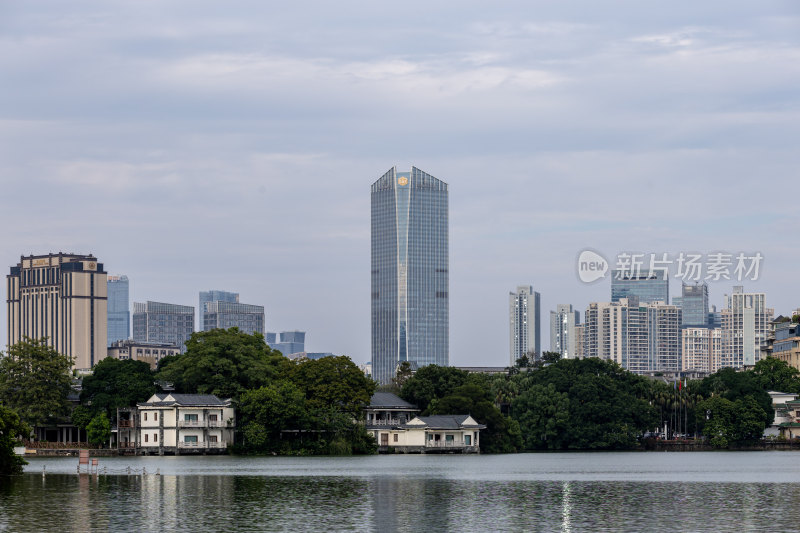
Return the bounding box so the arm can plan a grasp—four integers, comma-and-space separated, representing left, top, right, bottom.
1, 2, 798, 366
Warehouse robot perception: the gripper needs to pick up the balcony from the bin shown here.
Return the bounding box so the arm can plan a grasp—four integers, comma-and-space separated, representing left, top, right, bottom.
178, 441, 226, 449
118, 420, 135, 428
425, 439, 475, 448
178, 419, 225, 428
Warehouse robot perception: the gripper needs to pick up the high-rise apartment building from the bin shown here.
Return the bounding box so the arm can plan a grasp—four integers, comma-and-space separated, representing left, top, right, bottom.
132, 301, 194, 353
371, 167, 449, 385
682, 327, 711, 372
509, 286, 541, 365
720, 286, 773, 368
584, 297, 681, 374
550, 304, 579, 358
573, 324, 585, 359
202, 301, 264, 335
611, 269, 669, 305
199, 290, 239, 331
107, 275, 130, 345
6, 253, 107, 370
646, 302, 681, 372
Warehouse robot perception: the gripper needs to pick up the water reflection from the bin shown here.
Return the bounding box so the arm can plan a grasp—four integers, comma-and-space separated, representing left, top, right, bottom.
4, 465, 800, 531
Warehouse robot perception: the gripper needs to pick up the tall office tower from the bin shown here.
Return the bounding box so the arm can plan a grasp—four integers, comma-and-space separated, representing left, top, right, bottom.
107, 275, 130, 345
708, 305, 721, 329
132, 301, 194, 353
550, 304, 579, 358
371, 167, 449, 385
509, 286, 541, 365
682, 327, 712, 372
611, 268, 669, 305
199, 290, 239, 331
720, 286, 773, 368
675, 283, 709, 327
202, 301, 264, 335
7, 253, 107, 370
266, 330, 306, 355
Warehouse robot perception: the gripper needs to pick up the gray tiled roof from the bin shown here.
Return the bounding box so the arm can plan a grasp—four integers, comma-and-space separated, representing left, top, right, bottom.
369, 392, 417, 409
140, 393, 229, 407
404, 415, 485, 430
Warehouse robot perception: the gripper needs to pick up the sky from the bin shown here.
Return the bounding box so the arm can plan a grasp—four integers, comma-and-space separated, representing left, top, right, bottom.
1, 1, 799, 366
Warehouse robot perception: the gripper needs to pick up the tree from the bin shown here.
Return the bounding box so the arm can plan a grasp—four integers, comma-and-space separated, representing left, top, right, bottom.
751, 357, 800, 394
400, 365, 470, 413
0, 406, 28, 475
392, 361, 414, 391
0, 338, 73, 427
80, 358, 157, 420
86, 413, 111, 447
513, 383, 570, 450
428, 383, 521, 453
291, 356, 376, 418
156, 328, 290, 400
239, 380, 307, 450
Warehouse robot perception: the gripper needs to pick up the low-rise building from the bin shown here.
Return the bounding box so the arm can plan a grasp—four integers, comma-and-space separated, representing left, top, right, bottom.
108, 340, 181, 369
374, 415, 485, 454
117, 393, 234, 455
365, 392, 418, 428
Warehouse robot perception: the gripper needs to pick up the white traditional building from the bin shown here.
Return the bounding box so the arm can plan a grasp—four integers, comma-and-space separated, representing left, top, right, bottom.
374, 414, 485, 454
117, 393, 235, 455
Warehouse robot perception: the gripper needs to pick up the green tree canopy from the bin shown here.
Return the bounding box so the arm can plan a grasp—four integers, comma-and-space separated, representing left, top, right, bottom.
291, 356, 376, 418
86, 413, 111, 447
0, 338, 73, 427
239, 380, 307, 449
156, 328, 290, 400
0, 406, 28, 475
751, 357, 800, 394
506, 357, 658, 450
80, 358, 156, 420
399, 365, 470, 413
428, 382, 522, 453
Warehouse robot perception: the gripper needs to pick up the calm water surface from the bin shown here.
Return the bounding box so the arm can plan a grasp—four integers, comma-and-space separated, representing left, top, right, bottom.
3, 452, 800, 532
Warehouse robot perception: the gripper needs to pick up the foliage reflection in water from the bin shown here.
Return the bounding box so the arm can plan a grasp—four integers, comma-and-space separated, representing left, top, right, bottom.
4, 454, 800, 532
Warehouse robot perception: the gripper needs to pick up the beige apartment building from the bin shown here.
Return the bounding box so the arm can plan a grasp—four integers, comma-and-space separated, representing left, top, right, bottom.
6, 253, 107, 371
108, 339, 181, 370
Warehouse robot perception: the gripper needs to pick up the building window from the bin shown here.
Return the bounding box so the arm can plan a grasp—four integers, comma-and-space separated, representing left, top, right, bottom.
144, 412, 147, 421
465, 435, 471, 446
184, 435, 198, 443
209, 414, 218, 422
154, 413, 158, 421
393, 434, 398, 443
154, 433, 158, 442
209, 435, 218, 443
145, 434, 149, 443
185, 414, 198, 422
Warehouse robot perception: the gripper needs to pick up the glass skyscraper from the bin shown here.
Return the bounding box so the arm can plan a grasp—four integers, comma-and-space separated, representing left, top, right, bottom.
199, 290, 239, 331
107, 275, 130, 346
371, 166, 448, 385
611, 269, 669, 305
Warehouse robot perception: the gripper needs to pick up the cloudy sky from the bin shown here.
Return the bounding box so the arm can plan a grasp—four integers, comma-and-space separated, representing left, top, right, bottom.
2, 1, 799, 366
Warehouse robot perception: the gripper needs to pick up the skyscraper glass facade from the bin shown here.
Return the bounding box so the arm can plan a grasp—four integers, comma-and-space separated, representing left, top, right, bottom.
371, 167, 448, 385
679, 282, 709, 327
199, 290, 239, 331
132, 301, 195, 353
611, 269, 669, 305
107, 275, 130, 345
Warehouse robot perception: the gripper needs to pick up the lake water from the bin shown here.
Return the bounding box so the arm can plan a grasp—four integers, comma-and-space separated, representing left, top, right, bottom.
4, 452, 800, 531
